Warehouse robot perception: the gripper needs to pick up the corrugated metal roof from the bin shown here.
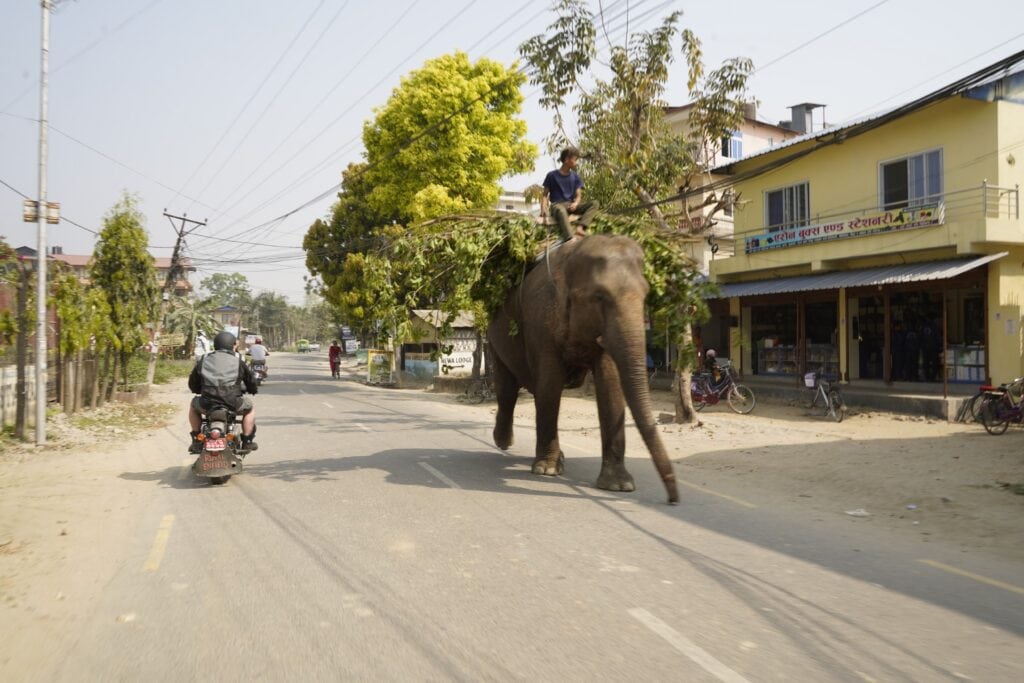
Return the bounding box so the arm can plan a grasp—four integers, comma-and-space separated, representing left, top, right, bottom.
709, 253, 1006, 299
411, 309, 477, 329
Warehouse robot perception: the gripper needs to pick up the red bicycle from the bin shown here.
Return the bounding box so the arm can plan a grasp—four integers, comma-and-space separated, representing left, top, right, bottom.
690, 362, 756, 414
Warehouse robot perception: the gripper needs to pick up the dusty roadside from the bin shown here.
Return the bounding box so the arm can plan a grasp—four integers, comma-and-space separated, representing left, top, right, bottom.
0, 382, 187, 673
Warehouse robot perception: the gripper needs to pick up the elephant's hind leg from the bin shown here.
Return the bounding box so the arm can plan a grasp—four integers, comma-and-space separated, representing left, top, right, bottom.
593, 353, 635, 493
492, 353, 519, 450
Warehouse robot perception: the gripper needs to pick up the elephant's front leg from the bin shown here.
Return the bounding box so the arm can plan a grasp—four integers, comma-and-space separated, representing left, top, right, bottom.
593, 353, 635, 492
532, 362, 565, 476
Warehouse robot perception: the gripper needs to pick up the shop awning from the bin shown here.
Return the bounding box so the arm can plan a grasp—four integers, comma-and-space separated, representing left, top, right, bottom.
709, 252, 1007, 298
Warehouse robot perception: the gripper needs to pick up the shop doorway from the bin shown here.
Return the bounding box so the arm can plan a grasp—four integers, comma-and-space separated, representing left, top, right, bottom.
856, 296, 885, 379
891, 292, 944, 382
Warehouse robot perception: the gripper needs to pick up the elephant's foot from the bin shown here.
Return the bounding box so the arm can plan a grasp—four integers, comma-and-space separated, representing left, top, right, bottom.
596, 464, 635, 493
493, 423, 514, 450
532, 452, 564, 476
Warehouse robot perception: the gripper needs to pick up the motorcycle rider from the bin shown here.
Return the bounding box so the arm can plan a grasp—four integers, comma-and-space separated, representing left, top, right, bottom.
248, 336, 269, 377
188, 331, 259, 454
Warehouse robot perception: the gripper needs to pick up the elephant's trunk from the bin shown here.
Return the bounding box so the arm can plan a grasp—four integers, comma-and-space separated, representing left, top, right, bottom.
606, 312, 679, 505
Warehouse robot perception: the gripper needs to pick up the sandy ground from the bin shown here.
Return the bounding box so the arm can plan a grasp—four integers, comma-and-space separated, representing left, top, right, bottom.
546, 386, 1024, 564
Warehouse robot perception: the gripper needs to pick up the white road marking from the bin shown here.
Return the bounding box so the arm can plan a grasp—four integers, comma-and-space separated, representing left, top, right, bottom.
628, 608, 750, 683
355, 423, 371, 432
143, 514, 175, 572
918, 559, 1024, 596
418, 462, 462, 489
322, 401, 333, 409
678, 480, 757, 509
299, 389, 307, 394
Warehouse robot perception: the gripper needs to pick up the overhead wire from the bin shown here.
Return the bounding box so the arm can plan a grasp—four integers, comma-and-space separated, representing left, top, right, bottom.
166, 0, 329, 209
205, 0, 486, 226
202, 0, 425, 225
189, 2, 670, 260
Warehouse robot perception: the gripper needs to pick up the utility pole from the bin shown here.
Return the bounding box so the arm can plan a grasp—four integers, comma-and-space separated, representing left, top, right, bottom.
34, 0, 52, 445
147, 210, 206, 384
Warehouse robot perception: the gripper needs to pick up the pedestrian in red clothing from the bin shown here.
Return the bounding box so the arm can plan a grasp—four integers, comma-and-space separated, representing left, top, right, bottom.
328, 340, 343, 379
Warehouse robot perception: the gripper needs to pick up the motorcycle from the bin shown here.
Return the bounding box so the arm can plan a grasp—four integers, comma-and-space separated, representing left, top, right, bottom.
191, 407, 246, 485
250, 360, 267, 385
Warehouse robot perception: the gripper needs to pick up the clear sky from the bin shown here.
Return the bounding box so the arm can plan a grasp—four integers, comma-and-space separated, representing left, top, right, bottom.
2, 0, 1022, 303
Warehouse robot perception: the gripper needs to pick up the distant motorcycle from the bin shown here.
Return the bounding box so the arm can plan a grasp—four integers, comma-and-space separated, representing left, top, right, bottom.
191, 407, 246, 485
250, 360, 267, 386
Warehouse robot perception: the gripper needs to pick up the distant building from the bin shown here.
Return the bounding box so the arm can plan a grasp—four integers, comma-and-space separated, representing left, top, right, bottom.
494, 189, 538, 215
13, 245, 195, 296
665, 103, 802, 273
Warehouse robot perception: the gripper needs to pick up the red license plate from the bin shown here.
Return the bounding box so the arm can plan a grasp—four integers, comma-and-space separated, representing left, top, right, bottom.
205, 438, 227, 451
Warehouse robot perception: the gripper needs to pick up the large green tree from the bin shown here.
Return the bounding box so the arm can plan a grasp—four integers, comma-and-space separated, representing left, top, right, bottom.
520, 0, 752, 422
305, 52, 536, 328
90, 194, 159, 390
199, 272, 253, 312
362, 51, 535, 222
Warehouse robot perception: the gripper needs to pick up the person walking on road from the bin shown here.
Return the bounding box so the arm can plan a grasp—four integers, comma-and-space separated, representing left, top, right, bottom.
329, 340, 343, 379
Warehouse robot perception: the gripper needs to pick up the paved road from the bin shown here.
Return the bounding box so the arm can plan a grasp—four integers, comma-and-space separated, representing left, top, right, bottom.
15, 353, 1024, 680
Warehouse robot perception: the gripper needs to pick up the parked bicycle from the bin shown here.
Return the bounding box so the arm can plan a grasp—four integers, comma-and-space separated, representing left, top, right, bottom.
805, 369, 846, 422
690, 360, 756, 414
463, 375, 495, 404
955, 377, 1023, 423
979, 378, 1024, 435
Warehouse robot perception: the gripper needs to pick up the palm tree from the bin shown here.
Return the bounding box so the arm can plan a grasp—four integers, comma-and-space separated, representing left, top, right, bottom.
164, 295, 220, 357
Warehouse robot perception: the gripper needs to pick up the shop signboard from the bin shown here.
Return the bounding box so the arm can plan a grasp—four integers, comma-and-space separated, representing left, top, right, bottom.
745, 203, 943, 254
367, 349, 394, 385
343, 339, 360, 354
439, 350, 483, 376
157, 332, 185, 348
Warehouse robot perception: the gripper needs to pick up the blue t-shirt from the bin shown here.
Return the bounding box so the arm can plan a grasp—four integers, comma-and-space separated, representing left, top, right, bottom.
543, 169, 583, 204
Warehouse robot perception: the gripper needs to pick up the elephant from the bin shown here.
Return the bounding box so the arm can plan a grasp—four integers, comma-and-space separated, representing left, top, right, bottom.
486, 234, 680, 504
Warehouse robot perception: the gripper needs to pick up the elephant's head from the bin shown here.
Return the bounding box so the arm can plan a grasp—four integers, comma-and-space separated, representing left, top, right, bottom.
563, 235, 679, 504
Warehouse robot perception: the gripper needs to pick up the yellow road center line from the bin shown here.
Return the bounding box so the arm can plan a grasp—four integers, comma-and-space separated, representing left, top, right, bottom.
143, 515, 175, 572
917, 559, 1024, 596
177, 457, 193, 481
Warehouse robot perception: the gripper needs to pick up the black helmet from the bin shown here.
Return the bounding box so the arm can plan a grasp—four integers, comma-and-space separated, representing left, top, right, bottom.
214, 331, 237, 351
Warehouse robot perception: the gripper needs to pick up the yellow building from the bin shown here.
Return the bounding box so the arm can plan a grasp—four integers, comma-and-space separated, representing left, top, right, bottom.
707, 56, 1023, 393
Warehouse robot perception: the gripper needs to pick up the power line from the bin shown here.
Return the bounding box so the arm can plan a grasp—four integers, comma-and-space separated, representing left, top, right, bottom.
166, 0, 329, 209
190, 2, 675, 255
204, 0, 424, 222
1, 0, 166, 113
755, 0, 892, 74
186, 1, 355, 212
208, 0, 485, 224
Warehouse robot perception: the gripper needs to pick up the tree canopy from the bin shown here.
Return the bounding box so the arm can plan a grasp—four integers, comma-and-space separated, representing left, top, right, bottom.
305, 51, 536, 328
200, 272, 254, 312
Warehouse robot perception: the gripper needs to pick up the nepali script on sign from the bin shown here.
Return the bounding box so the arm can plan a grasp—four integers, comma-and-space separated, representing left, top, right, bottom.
744, 204, 944, 254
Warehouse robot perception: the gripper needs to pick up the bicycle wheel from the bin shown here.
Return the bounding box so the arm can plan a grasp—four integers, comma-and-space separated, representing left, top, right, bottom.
827, 388, 845, 423
967, 392, 985, 423
981, 395, 1010, 435
464, 380, 485, 404
727, 384, 756, 414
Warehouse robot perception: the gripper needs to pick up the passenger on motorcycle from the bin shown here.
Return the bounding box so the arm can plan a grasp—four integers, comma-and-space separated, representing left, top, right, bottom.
247, 337, 269, 376
188, 331, 259, 454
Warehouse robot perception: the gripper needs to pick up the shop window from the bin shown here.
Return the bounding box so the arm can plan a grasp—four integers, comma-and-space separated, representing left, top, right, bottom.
721, 130, 743, 159
881, 149, 943, 210
765, 182, 809, 232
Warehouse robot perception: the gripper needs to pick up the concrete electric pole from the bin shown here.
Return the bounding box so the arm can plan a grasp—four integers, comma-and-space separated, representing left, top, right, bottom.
146, 211, 206, 385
